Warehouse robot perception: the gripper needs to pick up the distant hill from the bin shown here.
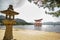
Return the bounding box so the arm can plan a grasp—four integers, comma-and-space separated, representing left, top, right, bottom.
15, 18, 32, 25
0, 15, 5, 23
0, 15, 5, 19
0, 15, 32, 25
42, 22, 60, 25
15, 18, 27, 23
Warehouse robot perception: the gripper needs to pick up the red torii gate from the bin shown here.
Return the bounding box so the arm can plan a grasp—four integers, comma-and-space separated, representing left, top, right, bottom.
34, 19, 43, 27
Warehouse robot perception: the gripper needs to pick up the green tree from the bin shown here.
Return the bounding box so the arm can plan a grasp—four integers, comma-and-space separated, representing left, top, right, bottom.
28, 0, 60, 17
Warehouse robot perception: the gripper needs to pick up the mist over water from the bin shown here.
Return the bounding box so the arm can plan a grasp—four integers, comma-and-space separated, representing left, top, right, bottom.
13, 25, 60, 32
0, 25, 60, 32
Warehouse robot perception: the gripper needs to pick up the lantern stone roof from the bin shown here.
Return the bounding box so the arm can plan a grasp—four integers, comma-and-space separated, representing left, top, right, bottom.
0, 9, 19, 15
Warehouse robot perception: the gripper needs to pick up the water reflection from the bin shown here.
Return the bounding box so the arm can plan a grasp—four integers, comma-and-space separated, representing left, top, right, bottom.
0, 25, 60, 32
13, 25, 60, 32
13, 25, 34, 30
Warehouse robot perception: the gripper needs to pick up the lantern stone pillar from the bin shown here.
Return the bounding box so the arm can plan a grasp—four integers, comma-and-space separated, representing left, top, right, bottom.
3, 20, 16, 40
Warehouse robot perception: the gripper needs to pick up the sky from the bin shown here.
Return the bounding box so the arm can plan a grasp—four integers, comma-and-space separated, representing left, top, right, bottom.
0, 0, 60, 23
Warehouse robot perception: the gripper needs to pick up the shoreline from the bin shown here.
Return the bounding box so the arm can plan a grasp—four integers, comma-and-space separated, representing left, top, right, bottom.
0, 28, 60, 33
0, 28, 60, 40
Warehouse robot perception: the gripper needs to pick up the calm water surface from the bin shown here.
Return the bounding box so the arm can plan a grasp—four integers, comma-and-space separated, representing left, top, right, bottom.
0, 25, 60, 32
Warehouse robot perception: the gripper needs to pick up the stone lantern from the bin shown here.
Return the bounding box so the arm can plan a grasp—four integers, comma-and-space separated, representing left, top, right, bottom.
0, 5, 19, 40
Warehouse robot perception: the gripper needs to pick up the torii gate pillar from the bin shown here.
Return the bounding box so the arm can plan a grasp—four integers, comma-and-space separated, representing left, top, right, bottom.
34, 19, 43, 27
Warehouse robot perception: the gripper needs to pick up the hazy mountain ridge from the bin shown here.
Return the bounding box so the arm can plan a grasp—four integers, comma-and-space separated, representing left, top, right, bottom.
0, 15, 32, 25
42, 22, 60, 25
0, 15, 60, 25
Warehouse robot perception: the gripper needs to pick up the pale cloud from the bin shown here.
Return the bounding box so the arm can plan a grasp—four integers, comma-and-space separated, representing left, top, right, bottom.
14, 0, 56, 22
0, 0, 60, 22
